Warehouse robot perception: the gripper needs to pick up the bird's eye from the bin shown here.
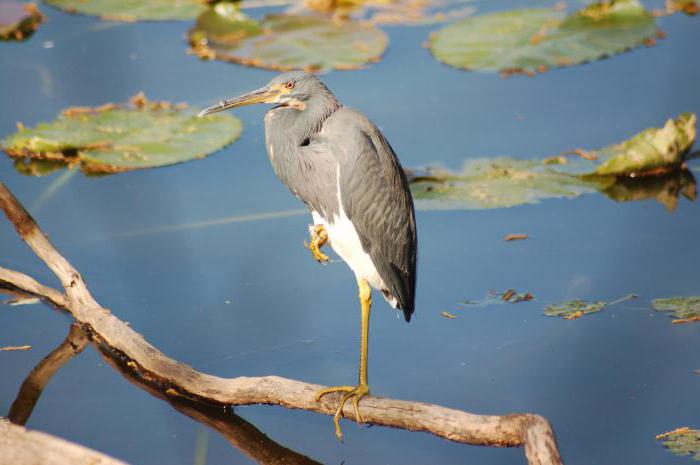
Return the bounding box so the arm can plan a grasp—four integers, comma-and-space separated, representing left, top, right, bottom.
284, 81, 294, 89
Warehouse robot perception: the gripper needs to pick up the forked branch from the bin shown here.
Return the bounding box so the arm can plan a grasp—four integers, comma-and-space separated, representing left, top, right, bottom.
0, 182, 563, 465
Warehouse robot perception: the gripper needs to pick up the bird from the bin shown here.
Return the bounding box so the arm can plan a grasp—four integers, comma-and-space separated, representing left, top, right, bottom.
198, 72, 417, 440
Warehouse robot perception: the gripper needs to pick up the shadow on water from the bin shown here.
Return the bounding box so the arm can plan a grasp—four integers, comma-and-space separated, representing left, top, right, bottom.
5, 317, 321, 465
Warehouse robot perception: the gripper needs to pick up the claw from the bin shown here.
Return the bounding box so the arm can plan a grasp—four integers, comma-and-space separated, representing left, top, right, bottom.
307, 224, 330, 263
316, 384, 370, 441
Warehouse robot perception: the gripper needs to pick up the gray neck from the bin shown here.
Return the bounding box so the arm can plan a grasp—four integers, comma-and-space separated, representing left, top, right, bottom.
263, 92, 341, 216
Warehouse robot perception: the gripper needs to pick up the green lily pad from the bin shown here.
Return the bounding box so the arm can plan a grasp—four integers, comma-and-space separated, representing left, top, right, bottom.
544, 300, 607, 319
189, 3, 387, 72
44, 0, 207, 21
657, 427, 700, 459
544, 294, 636, 320
0, 2, 44, 41
408, 158, 599, 210
1, 94, 242, 175
428, 0, 657, 74
653, 296, 700, 323
409, 113, 697, 210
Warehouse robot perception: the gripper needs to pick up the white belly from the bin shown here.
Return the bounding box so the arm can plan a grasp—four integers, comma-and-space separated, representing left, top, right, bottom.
311, 209, 386, 293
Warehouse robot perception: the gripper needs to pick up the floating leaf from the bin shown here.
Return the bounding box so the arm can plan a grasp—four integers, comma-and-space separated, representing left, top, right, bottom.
457, 289, 534, 309
545, 294, 637, 320
409, 113, 697, 210
504, 233, 528, 241
544, 300, 607, 319
653, 296, 700, 324
591, 113, 696, 176
657, 427, 700, 459
664, 0, 699, 15
441, 311, 457, 319
408, 157, 603, 210
189, 4, 387, 72
44, 0, 207, 21
428, 0, 657, 75
0, 2, 44, 41
1, 94, 241, 175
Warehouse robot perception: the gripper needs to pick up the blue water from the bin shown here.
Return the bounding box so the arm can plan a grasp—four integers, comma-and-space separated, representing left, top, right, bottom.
1, 1, 700, 464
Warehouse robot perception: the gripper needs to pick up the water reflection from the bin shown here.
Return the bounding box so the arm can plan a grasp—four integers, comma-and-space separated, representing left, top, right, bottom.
599, 167, 696, 212
5, 319, 322, 465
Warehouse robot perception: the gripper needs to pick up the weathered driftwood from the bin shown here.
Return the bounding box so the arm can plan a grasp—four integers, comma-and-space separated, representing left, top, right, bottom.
0, 182, 564, 465
0, 418, 128, 465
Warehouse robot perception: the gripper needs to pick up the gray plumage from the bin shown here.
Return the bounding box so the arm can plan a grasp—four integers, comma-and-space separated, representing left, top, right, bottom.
203, 72, 417, 321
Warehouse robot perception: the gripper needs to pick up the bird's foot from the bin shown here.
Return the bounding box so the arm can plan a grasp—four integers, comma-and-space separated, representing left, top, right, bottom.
315, 383, 370, 441
305, 224, 329, 263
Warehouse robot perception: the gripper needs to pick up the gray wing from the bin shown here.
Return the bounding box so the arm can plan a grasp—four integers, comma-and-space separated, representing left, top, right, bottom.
325, 109, 417, 321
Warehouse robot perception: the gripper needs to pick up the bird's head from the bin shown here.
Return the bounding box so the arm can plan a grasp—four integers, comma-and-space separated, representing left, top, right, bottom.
198, 72, 330, 117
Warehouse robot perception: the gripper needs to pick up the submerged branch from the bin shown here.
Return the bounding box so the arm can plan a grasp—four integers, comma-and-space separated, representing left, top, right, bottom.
0, 182, 563, 465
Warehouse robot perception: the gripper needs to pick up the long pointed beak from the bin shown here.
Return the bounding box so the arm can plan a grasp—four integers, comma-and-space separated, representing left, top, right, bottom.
197, 86, 279, 117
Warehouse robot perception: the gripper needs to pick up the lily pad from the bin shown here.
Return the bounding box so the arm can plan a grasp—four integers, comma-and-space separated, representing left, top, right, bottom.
544, 294, 636, 320
189, 3, 387, 72
1, 94, 242, 175
44, 0, 208, 21
665, 0, 699, 15
591, 113, 696, 176
544, 300, 607, 319
653, 296, 700, 324
657, 427, 700, 459
428, 0, 657, 74
409, 113, 697, 210
0, 2, 44, 41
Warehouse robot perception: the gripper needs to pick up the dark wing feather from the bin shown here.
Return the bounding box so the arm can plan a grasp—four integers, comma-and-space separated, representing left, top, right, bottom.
330, 109, 417, 321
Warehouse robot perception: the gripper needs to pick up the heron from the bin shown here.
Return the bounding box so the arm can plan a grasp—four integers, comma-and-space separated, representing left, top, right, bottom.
199, 72, 417, 440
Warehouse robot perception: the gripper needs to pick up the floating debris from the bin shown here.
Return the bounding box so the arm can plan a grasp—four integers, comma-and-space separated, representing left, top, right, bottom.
545, 294, 637, 320
657, 427, 700, 460
0, 2, 44, 41
653, 296, 700, 324
0, 345, 32, 351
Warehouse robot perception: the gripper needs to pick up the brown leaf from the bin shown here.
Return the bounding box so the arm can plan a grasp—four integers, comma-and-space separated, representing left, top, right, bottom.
504, 234, 528, 241
441, 311, 457, 319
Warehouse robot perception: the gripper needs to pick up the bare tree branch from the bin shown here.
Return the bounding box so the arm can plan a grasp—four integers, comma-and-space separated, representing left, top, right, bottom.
0, 182, 564, 465
0, 418, 128, 465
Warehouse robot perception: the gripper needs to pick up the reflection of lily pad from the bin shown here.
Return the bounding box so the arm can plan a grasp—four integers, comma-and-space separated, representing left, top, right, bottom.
429, 0, 657, 74
653, 297, 700, 324
657, 427, 700, 459
189, 4, 387, 72
44, 0, 207, 21
409, 113, 697, 210
600, 168, 696, 212
1, 94, 242, 175
0, 2, 44, 41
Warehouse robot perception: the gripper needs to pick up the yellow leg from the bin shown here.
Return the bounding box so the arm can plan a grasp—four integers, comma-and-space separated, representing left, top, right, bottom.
316, 277, 371, 441
306, 224, 329, 263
